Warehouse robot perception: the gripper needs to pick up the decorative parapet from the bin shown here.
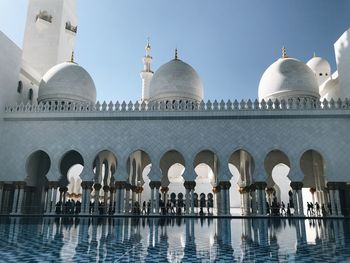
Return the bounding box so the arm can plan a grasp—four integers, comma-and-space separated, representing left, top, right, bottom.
4, 98, 350, 114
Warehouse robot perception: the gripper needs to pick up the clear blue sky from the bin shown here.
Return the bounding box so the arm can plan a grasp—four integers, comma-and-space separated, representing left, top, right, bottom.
0, 0, 349, 102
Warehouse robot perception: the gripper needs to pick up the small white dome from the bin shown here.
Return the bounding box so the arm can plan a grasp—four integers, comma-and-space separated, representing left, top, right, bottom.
258, 57, 319, 101
320, 77, 341, 100
306, 56, 331, 86
149, 59, 203, 102
38, 62, 96, 103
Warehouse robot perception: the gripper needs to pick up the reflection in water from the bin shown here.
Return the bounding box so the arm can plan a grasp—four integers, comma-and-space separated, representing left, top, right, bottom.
0, 217, 348, 262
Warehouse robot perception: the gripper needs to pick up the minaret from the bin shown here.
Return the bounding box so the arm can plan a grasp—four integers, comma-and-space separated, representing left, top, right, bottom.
21, 0, 77, 78
140, 39, 153, 101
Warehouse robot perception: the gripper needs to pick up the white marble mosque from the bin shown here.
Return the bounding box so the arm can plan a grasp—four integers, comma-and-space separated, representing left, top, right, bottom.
0, 0, 350, 217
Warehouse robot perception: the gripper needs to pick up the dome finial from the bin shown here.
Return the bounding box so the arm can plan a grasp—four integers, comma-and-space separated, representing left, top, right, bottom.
175, 48, 178, 60
145, 37, 151, 56
70, 50, 74, 63
282, 46, 288, 58
313, 51, 316, 58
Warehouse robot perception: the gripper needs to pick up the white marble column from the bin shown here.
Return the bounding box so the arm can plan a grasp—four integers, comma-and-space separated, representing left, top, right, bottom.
93, 183, 102, 215
290, 182, 303, 216
50, 185, 58, 214
190, 189, 195, 215
255, 182, 267, 215
297, 189, 304, 216
120, 187, 125, 213
114, 185, 121, 215
334, 189, 342, 216
0, 183, 4, 213
103, 185, 109, 214
155, 186, 160, 214
150, 185, 155, 214
250, 186, 257, 215
329, 189, 336, 216
16, 184, 25, 214
184, 181, 196, 215
124, 184, 130, 214
185, 188, 190, 215
11, 185, 19, 214
292, 189, 299, 215
45, 187, 52, 214
218, 181, 231, 215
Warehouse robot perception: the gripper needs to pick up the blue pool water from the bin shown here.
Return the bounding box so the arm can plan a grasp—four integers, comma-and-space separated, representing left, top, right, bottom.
0, 217, 349, 262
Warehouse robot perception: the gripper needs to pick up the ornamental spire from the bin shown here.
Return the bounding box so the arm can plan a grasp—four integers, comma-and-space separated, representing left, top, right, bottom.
282, 46, 288, 58
175, 48, 178, 60
70, 50, 75, 63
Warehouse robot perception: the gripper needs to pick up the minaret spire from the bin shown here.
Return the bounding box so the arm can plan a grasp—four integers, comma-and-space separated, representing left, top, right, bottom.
175, 48, 178, 60
70, 50, 75, 63
140, 38, 154, 101
282, 46, 288, 58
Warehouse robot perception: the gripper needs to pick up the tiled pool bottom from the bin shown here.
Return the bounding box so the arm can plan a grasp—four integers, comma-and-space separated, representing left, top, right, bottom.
0, 218, 349, 263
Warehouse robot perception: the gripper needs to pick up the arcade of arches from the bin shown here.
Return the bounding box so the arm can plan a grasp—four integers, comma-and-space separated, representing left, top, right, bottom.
1, 149, 349, 217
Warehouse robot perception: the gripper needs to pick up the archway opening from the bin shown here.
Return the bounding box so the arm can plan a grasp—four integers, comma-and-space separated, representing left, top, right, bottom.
59, 150, 84, 213
300, 150, 326, 215
25, 150, 51, 213
194, 150, 218, 215
229, 149, 255, 215
92, 150, 117, 214
160, 150, 186, 214
264, 150, 291, 215
126, 150, 152, 213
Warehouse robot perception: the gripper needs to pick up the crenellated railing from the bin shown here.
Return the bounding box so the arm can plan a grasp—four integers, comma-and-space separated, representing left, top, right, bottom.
4, 98, 350, 113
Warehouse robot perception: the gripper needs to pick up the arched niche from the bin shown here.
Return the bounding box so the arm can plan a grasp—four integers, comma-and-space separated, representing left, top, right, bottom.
25, 150, 51, 213
264, 150, 291, 203
127, 149, 152, 187
60, 150, 84, 187
300, 149, 326, 205
160, 150, 186, 187
228, 149, 255, 187
26, 150, 51, 187
92, 150, 117, 186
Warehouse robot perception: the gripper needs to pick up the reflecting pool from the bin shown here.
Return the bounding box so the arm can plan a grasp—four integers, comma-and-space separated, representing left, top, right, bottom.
0, 217, 349, 262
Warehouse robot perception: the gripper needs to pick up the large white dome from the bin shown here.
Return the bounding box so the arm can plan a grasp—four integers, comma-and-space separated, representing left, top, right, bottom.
38, 62, 96, 103
306, 56, 331, 86
149, 59, 203, 102
320, 77, 341, 100
258, 57, 319, 101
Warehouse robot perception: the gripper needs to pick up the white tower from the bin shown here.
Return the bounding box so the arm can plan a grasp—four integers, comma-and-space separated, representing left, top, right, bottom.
140, 40, 153, 101
334, 28, 350, 98
21, 0, 77, 78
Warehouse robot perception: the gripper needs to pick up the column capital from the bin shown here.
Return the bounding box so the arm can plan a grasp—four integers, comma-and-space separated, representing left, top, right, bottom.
212, 186, 220, 193
254, 182, 267, 190
184, 181, 196, 190
14, 181, 26, 189
94, 183, 102, 191
125, 183, 132, 191
49, 181, 60, 188
109, 186, 115, 192
327, 182, 340, 190
219, 181, 231, 190
290, 181, 303, 190
0, 182, 4, 188
239, 186, 249, 194
103, 185, 110, 192
81, 181, 94, 189
149, 181, 161, 189
59, 186, 68, 192
249, 184, 256, 191
115, 181, 126, 189
160, 186, 169, 193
